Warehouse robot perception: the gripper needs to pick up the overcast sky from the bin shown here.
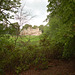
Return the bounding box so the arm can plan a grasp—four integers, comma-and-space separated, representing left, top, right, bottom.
21, 0, 48, 26
10, 0, 48, 26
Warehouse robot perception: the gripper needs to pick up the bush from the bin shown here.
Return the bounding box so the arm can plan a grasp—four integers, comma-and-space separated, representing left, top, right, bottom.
0, 35, 17, 71
62, 36, 75, 59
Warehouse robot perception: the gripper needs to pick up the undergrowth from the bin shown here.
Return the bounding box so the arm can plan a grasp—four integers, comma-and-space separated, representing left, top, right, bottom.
0, 34, 74, 74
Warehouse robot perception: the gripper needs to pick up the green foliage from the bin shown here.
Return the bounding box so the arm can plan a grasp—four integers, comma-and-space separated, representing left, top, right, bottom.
42, 0, 75, 59
0, 0, 75, 74
9, 22, 20, 35
34, 57, 48, 70
0, 23, 5, 34
0, 35, 15, 68
62, 36, 75, 59
22, 24, 32, 30
0, 0, 21, 21
32, 25, 38, 29
0, 68, 5, 75
0, 35, 49, 74
39, 25, 45, 33
40, 33, 63, 59
0, 0, 21, 35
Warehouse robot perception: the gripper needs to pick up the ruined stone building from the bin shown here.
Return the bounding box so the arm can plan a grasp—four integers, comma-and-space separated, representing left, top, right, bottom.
20, 27, 42, 36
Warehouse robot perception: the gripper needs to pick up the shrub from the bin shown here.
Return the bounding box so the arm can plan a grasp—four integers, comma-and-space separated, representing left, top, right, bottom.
62, 36, 75, 59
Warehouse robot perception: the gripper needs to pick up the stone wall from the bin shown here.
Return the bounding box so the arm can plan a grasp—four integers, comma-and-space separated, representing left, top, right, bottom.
20, 27, 42, 36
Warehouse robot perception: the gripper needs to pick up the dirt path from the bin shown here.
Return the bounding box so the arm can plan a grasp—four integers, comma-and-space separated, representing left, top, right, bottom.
6, 59, 75, 75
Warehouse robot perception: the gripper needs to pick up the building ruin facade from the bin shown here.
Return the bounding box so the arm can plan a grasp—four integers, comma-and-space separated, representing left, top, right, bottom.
20, 27, 42, 36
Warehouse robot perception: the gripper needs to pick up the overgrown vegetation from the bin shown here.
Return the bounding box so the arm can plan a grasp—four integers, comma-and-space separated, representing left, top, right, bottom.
44, 0, 75, 59
0, 35, 49, 74
0, 0, 75, 74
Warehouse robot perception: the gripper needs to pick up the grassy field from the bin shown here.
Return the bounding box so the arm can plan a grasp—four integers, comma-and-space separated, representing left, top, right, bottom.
9, 35, 41, 45
10, 35, 40, 41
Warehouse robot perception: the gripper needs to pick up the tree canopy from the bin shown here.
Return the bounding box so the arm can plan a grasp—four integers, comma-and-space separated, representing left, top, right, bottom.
42, 0, 75, 58
39, 25, 45, 33
0, 0, 21, 22
47, 0, 75, 42
0, 0, 21, 35
22, 24, 32, 30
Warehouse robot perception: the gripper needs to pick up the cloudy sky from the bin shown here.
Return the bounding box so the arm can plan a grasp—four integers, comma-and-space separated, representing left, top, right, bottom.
21, 0, 48, 26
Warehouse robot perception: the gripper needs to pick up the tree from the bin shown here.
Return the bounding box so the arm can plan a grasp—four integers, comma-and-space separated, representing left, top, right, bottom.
9, 22, 20, 35
0, 0, 21, 35
47, 0, 75, 42
39, 25, 45, 33
42, 0, 75, 58
22, 24, 32, 30
0, 0, 21, 22
32, 25, 38, 29
15, 3, 35, 28
15, 3, 35, 43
